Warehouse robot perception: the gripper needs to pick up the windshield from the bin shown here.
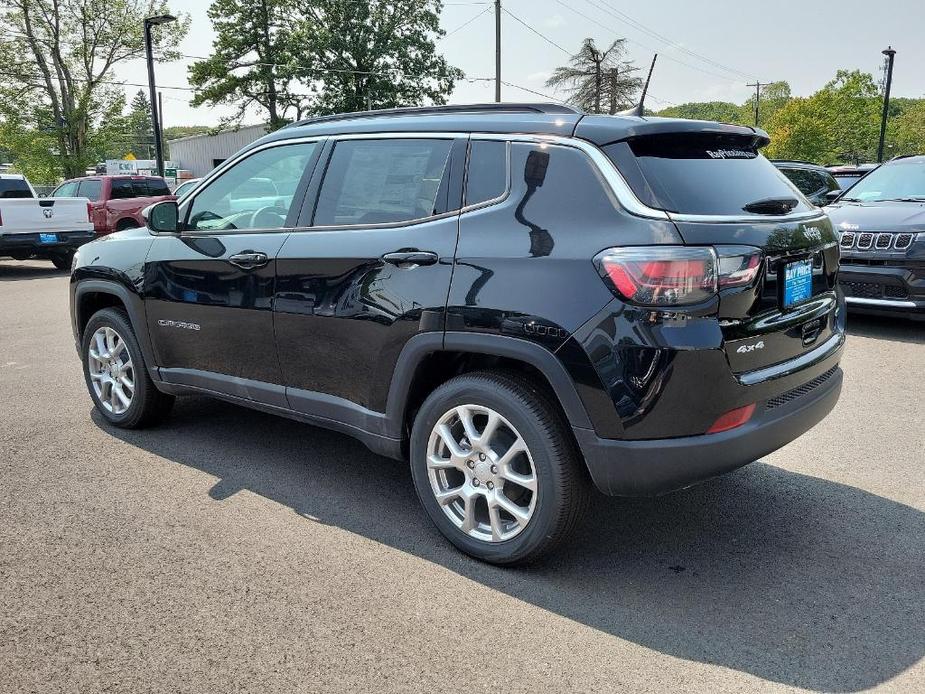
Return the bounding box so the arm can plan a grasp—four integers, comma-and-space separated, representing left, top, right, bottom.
0, 178, 33, 198
840, 160, 925, 201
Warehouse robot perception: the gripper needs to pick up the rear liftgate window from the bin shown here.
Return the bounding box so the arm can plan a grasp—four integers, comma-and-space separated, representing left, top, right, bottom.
603, 134, 812, 216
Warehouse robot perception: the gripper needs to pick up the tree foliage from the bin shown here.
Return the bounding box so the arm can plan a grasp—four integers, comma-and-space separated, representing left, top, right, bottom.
189, 0, 305, 130
0, 0, 189, 179
546, 38, 641, 114
189, 0, 462, 125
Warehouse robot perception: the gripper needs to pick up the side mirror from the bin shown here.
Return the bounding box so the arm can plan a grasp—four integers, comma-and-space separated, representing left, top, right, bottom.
823, 190, 842, 205
143, 200, 179, 233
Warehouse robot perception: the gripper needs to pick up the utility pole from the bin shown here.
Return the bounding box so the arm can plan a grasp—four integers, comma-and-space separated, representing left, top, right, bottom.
877, 46, 896, 163
494, 0, 501, 102
157, 91, 164, 163
746, 81, 761, 127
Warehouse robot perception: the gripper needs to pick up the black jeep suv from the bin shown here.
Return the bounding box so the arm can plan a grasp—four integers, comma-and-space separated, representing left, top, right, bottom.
826, 155, 925, 318
69, 104, 845, 564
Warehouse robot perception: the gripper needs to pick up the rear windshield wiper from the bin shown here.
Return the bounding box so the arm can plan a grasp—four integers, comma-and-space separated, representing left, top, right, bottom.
742, 196, 799, 215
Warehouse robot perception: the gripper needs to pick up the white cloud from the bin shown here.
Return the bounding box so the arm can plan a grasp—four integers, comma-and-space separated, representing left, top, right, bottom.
527, 71, 551, 83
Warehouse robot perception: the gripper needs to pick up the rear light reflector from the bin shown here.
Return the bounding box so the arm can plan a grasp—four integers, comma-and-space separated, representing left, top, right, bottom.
87, 201, 93, 223
596, 247, 717, 306
716, 247, 763, 288
707, 403, 756, 433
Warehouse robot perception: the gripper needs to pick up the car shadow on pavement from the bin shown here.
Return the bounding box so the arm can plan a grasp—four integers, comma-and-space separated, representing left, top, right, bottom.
95, 398, 925, 693
847, 314, 925, 344
0, 261, 66, 282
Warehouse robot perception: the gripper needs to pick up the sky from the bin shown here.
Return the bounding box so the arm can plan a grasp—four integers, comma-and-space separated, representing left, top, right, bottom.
113, 0, 925, 129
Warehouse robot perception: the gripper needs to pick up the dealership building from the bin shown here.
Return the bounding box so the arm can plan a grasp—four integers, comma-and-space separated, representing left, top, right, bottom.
167, 124, 269, 178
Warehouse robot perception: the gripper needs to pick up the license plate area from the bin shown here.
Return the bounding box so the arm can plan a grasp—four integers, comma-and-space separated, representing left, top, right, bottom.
781, 257, 814, 309
38, 233, 59, 244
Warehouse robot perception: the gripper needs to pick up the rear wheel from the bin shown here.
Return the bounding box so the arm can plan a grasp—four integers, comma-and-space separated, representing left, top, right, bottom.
410, 371, 589, 565
81, 308, 174, 428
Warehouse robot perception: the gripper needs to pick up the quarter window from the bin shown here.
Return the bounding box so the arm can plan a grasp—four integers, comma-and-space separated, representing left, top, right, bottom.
313, 138, 453, 226
465, 140, 507, 206
186, 142, 317, 231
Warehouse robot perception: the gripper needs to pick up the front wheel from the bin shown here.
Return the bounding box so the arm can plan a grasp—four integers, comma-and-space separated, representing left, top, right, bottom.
410, 371, 589, 565
81, 308, 174, 428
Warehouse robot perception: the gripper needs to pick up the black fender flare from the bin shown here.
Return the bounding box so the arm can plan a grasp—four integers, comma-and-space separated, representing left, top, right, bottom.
384, 331, 594, 439
72, 279, 158, 376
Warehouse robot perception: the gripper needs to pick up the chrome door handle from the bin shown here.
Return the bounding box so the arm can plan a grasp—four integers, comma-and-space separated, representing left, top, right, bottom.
228, 251, 269, 269
381, 250, 439, 267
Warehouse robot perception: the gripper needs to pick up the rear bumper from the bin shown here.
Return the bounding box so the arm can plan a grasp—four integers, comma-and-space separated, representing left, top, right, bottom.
574, 363, 843, 496
0, 230, 96, 256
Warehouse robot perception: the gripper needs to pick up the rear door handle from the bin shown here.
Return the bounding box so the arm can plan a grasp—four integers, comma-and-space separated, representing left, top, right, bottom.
381, 250, 439, 268
228, 251, 269, 269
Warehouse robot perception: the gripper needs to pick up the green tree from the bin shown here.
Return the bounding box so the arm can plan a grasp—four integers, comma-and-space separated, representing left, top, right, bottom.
545, 38, 641, 114
0, 1, 189, 178
189, 0, 305, 130
295, 0, 462, 115
888, 101, 925, 157
764, 70, 881, 163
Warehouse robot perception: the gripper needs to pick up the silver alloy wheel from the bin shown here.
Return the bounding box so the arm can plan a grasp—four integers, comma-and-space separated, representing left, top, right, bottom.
426, 404, 538, 542
87, 326, 135, 415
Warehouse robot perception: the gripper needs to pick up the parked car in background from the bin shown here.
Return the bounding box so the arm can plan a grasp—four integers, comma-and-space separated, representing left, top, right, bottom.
69, 104, 845, 564
827, 163, 878, 190
0, 173, 94, 269
826, 154, 925, 318
51, 175, 175, 236
172, 178, 202, 198
772, 160, 841, 205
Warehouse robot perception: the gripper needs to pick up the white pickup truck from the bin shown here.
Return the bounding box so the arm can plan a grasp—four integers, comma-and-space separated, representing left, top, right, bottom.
0, 174, 95, 269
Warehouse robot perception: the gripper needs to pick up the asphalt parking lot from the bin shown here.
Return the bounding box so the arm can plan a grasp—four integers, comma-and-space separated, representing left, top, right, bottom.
1, 259, 923, 693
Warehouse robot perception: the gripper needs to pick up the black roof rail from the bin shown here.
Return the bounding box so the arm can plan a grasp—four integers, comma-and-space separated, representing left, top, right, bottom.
283, 102, 582, 129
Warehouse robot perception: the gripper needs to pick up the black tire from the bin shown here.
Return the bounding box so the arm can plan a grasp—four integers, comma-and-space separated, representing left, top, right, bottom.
51, 251, 73, 271
410, 371, 589, 565
115, 219, 139, 231
81, 307, 174, 428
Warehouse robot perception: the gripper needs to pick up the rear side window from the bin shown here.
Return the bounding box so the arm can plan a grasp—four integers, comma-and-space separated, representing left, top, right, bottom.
0, 178, 32, 198
314, 138, 453, 226
465, 140, 507, 206
77, 179, 102, 201
111, 179, 135, 199
604, 134, 812, 216
144, 178, 172, 196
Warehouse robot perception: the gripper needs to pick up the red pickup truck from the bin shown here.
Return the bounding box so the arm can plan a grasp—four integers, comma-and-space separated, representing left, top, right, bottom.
50, 175, 176, 235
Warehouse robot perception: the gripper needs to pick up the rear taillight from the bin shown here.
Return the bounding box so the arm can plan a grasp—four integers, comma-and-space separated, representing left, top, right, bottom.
87, 201, 93, 222
596, 247, 717, 306
595, 246, 764, 307
0, 210, 3, 226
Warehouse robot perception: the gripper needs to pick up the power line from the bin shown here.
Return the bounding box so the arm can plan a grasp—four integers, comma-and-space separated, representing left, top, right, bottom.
502, 8, 571, 56
551, 0, 744, 85
581, 0, 754, 80
441, 6, 491, 37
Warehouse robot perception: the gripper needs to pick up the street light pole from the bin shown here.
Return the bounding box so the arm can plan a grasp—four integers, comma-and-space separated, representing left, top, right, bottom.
494, 0, 501, 102
877, 46, 896, 163
144, 14, 176, 177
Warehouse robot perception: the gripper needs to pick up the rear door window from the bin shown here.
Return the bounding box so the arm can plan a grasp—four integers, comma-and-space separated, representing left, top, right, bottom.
111, 178, 136, 199
145, 178, 172, 196
77, 179, 103, 201
604, 134, 812, 216
314, 138, 453, 226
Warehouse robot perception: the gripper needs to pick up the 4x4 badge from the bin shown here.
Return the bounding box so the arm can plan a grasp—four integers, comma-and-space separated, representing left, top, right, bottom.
736, 341, 765, 353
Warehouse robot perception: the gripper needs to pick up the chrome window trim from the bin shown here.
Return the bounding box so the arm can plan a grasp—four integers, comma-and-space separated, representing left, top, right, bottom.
459, 139, 511, 214
178, 129, 833, 233
845, 297, 917, 308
